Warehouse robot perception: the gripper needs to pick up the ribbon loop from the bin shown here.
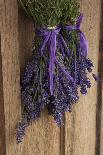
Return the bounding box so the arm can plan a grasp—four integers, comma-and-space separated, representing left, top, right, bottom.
49, 31, 57, 95
65, 14, 88, 57
76, 13, 83, 28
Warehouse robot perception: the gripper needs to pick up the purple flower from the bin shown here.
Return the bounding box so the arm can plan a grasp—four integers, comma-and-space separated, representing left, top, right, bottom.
16, 115, 28, 143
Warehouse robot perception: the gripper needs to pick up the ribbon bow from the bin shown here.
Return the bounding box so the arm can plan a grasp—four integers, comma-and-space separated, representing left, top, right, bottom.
66, 14, 88, 57
36, 26, 73, 96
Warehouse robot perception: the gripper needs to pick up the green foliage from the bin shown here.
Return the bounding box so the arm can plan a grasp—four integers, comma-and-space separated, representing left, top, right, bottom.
61, 0, 80, 24
18, 0, 80, 27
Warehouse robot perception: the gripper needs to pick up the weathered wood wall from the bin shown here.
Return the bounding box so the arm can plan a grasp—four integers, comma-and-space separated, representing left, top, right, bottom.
0, 0, 102, 155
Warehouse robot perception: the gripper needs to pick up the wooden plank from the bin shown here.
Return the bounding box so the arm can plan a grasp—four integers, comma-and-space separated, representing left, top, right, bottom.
65, 0, 101, 155
1, 0, 22, 154
0, 37, 6, 155
0, 1, 6, 155
99, 1, 103, 154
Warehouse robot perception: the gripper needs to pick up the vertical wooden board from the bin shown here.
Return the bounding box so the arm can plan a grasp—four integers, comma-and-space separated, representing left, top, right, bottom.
0, 37, 6, 155
1, 0, 23, 154
0, 2, 6, 154
100, 84, 103, 155
98, 37, 103, 154
99, 1, 103, 154
65, 0, 101, 155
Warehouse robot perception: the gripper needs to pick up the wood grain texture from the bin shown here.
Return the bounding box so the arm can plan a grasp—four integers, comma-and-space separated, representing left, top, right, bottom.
99, 1, 103, 154
0, 3, 6, 153
0, 0, 102, 155
65, 1, 101, 155
1, 0, 22, 154
0, 36, 6, 155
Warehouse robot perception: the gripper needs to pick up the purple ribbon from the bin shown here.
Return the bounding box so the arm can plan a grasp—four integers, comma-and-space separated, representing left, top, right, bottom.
36, 27, 73, 96
66, 14, 88, 57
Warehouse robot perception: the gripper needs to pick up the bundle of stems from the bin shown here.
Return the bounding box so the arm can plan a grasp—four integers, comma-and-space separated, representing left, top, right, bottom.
18, 0, 80, 27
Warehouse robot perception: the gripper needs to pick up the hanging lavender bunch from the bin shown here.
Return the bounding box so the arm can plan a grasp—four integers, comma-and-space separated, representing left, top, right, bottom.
17, 0, 98, 143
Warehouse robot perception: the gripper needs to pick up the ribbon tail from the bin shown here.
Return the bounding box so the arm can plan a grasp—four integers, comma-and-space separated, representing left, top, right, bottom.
80, 31, 88, 57
49, 32, 57, 96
